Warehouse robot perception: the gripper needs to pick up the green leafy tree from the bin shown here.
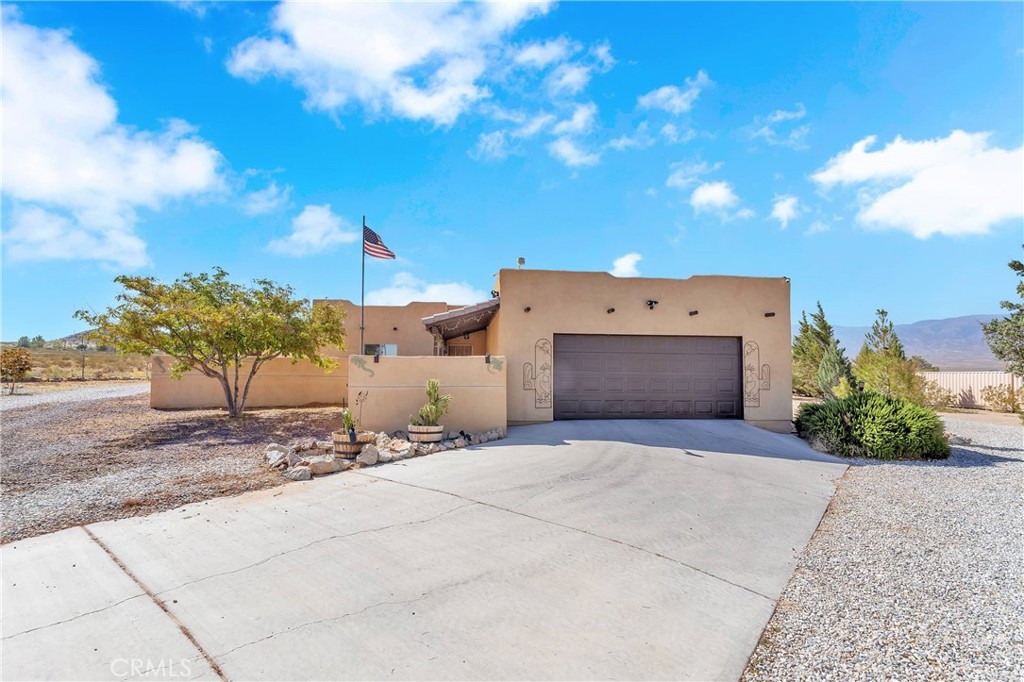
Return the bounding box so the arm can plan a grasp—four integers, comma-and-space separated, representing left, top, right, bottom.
29, 335, 46, 349
854, 309, 925, 401
981, 250, 1024, 377
1, 347, 33, 395
792, 302, 838, 396
910, 355, 939, 372
816, 339, 854, 399
75, 268, 346, 418
16, 336, 30, 348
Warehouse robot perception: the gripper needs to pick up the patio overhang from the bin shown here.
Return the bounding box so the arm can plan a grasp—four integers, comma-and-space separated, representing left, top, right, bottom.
421, 298, 500, 346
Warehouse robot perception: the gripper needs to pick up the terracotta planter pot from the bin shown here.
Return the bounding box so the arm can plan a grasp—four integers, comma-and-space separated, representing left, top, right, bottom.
408, 424, 444, 443
332, 431, 373, 458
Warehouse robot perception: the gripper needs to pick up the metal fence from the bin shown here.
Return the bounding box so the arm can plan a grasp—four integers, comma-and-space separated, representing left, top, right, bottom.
919, 371, 1017, 408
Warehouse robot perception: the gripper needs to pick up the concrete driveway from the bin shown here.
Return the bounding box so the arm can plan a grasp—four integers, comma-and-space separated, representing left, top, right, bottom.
2, 420, 847, 681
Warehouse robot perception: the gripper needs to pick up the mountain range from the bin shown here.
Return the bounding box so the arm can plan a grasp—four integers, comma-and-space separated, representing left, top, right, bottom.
819, 315, 1005, 371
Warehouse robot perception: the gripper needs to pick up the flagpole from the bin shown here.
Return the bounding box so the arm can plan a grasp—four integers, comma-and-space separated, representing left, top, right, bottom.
360, 215, 366, 355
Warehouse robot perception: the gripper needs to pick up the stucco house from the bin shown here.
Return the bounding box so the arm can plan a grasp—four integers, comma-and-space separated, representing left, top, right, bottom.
152, 269, 792, 433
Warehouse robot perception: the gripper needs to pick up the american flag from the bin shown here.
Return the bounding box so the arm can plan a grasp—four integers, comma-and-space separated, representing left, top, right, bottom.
363, 225, 396, 259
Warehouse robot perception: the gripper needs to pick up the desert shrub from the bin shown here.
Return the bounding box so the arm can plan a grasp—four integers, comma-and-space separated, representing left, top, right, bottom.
980, 384, 1022, 413
922, 380, 955, 410
832, 376, 855, 400
795, 392, 950, 460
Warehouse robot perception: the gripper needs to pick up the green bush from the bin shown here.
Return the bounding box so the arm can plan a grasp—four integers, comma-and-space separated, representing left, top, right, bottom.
795, 392, 950, 460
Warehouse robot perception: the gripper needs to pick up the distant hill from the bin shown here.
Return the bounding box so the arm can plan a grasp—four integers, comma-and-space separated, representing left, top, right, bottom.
797, 315, 1006, 371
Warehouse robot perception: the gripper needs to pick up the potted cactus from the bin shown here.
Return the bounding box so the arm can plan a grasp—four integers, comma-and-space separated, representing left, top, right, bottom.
408, 378, 452, 443
332, 407, 372, 458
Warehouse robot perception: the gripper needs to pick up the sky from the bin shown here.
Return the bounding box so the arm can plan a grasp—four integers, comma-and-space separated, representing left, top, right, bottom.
2, 1, 1022, 341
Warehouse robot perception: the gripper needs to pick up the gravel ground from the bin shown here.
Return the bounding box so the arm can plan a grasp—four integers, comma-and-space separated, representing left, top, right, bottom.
1, 393, 341, 543
743, 417, 1024, 682
0, 382, 148, 409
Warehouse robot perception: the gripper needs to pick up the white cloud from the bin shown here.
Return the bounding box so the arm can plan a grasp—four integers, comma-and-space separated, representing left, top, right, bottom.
547, 137, 600, 167
266, 204, 358, 256
771, 195, 800, 228
590, 42, 615, 71
470, 130, 509, 161
812, 130, 1024, 238
1, 11, 224, 269
366, 272, 487, 306
610, 252, 642, 277
804, 221, 830, 236
513, 113, 555, 138
644, 187, 658, 197
660, 123, 696, 144
665, 160, 721, 189
606, 122, 654, 151
749, 103, 809, 149
514, 37, 578, 68
547, 62, 592, 96
552, 102, 597, 136
243, 180, 292, 216
690, 181, 739, 213
637, 70, 712, 115
228, 2, 551, 126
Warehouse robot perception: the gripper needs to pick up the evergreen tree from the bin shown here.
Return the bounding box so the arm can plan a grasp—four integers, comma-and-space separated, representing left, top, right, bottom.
854, 309, 925, 401
792, 301, 837, 396
816, 339, 854, 399
981, 250, 1024, 377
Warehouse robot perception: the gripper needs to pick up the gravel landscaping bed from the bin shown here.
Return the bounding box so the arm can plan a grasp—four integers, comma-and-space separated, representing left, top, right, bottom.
743, 417, 1024, 681
1, 393, 341, 543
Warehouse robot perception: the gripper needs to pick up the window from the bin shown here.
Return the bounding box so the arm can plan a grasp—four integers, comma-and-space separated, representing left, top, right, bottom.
446, 344, 473, 357
363, 343, 398, 356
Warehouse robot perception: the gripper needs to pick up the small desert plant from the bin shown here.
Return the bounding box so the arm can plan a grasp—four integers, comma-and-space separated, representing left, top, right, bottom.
410, 378, 452, 426
795, 392, 950, 460
341, 407, 357, 432
980, 384, 1023, 414
921, 380, 955, 410
1, 348, 32, 394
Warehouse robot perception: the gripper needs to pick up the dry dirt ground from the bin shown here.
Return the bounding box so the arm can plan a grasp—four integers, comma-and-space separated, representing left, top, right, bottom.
1, 394, 341, 543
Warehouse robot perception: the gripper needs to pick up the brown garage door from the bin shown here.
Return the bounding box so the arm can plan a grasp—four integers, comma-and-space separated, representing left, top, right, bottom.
553, 334, 742, 420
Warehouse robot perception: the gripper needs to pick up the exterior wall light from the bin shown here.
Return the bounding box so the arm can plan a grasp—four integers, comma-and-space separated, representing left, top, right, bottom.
764, 312, 776, 318
645, 299, 659, 310
607, 307, 616, 314
490, 290, 499, 298
523, 306, 532, 312
393, 326, 398, 331
688, 310, 699, 316
485, 353, 491, 364
373, 352, 381, 364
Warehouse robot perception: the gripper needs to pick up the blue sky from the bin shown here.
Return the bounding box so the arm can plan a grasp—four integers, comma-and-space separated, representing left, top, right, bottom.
2, 1, 1022, 340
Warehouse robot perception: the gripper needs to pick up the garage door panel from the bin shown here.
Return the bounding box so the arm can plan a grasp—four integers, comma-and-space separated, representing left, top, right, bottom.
553, 334, 742, 420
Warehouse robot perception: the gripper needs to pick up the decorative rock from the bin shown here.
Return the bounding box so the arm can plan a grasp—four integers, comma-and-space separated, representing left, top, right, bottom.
282, 466, 312, 481
307, 457, 347, 475
454, 438, 467, 448
425, 443, 439, 455
375, 432, 391, 449
266, 451, 288, 468
446, 431, 459, 440
285, 451, 304, 468
378, 450, 394, 463
266, 443, 289, 454
356, 444, 379, 466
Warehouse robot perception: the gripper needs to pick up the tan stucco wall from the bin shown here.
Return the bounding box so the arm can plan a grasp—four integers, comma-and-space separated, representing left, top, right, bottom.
315, 299, 448, 357
348, 355, 507, 434
491, 269, 793, 431
445, 328, 488, 356
150, 355, 344, 410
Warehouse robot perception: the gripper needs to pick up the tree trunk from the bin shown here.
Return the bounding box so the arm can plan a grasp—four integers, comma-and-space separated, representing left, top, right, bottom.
238, 360, 262, 417
217, 373, 237, 417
